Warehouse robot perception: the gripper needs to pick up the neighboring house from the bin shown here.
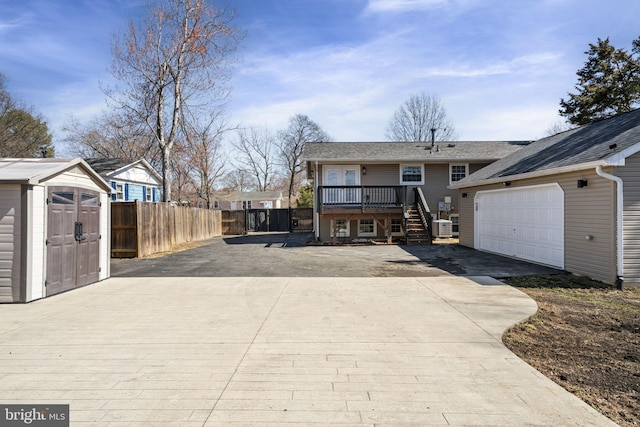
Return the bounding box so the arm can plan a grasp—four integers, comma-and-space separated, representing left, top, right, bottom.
0, 158, 111, 303
303, 141, 529, 243
85, 158, 162, 202
217, 191, 287, 210
450, 108, 640, 287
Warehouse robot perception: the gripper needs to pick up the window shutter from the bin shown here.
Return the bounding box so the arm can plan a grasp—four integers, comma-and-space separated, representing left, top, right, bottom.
110, 181, 117, 201
142, 186, 147, 201
124, 183, 129, 201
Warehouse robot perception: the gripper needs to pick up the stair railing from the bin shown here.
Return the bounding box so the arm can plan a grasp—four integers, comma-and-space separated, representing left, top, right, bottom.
413, 187, 433, 242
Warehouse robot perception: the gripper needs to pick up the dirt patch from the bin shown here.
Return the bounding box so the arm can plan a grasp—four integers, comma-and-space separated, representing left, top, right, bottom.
502, 275, 640, 426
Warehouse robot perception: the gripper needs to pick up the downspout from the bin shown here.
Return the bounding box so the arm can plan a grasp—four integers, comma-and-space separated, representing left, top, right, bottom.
314, 161, 319, 241
596, 165, 624, 289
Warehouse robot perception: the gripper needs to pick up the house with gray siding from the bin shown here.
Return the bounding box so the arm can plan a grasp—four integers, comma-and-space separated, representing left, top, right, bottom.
303, 141, 529, 244
450, 108, 640, 288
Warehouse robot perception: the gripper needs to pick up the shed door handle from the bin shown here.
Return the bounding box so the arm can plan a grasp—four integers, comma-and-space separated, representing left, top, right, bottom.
75, 221, 87, 242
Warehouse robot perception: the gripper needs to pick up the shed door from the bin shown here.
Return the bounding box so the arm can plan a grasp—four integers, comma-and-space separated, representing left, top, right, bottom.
475, 184, 564, 268
46, 189, 77, 295
77, 191, 101, 287
46, 187, 101, 296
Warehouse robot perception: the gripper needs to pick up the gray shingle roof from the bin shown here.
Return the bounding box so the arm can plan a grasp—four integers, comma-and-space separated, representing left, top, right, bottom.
84, 158, 162, 182
84, 158, 131, 175
453, 109, 640, 188
303, 141, 530, 163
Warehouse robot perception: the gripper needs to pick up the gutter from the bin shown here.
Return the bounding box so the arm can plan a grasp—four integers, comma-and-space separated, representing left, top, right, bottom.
449, 160, 610, 190
595, 165, 624, 289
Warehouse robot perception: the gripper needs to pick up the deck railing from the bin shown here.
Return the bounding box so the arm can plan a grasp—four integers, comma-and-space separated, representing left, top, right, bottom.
317, 186, 406, 212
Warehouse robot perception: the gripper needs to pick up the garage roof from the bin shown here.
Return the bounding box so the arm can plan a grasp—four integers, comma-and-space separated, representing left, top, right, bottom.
0, 158, 112, 191
303, 141, 530, 163
451, 108, 640, 189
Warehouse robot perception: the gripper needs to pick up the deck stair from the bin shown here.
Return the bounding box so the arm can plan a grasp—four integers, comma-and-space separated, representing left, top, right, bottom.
405, 206, 432, 245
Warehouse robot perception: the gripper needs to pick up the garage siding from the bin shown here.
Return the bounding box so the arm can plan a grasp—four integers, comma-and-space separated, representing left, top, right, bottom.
458, 171, 617, 284
0, 185, 21, 303
563, 171, 616, 283
616, 152, 640, 285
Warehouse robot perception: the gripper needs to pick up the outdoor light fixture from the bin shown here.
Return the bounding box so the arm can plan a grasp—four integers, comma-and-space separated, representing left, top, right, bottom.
577, 179, 588, 188
503, 181, 511, 187
362, 166, 367, 175
461, 192, 467, 198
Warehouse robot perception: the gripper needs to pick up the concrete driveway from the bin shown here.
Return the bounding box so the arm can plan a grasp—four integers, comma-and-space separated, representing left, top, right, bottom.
0, 275, 614, 426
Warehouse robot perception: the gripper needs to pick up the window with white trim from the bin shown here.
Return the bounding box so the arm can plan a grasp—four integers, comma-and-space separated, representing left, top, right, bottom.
115, 183, 124, 201
146, 187, 152, 201
400, 164, 424, 185
449, 163, 468, 184
358, 219, 376, 237
390, 218, 403, 236
330, 219, 350, 237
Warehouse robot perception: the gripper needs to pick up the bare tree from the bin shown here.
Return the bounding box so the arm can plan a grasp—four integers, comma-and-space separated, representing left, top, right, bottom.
182, 111, 230, 208
545, 120, 575, 137
277, 114, 331, 206
231, 126, 280, 192
108, 0, 243, 201
221, 168, 254, 192
170, 140, 198, 203
385, 93, 457, 143
63, 112, 160, 164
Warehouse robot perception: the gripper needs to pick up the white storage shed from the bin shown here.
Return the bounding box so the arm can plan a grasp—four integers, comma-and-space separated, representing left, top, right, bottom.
0, 158, 112, 303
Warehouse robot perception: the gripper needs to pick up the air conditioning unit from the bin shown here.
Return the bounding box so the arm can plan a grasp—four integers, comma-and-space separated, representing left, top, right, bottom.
432, 219, 453, 238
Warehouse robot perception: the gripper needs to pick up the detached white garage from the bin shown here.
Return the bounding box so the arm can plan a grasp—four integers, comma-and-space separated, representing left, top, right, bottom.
0, 158, 111, 303
474, 184, 565, 269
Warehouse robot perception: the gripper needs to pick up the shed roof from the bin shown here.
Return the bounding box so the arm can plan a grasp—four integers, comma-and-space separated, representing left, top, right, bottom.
303, 141, 530, 163
451, 108, 640, 188
0, 158, 112, 191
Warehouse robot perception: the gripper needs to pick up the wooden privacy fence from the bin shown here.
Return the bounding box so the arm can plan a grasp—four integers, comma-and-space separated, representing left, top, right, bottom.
222, 210, 246, 235
111, 204, 315, 258
111, 201, 222, 258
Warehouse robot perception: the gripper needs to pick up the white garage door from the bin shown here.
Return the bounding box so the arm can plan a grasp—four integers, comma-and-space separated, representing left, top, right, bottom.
475, 184, 564, 268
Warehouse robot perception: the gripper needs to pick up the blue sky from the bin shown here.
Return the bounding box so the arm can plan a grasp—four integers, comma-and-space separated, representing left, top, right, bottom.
1, 0, 639, 152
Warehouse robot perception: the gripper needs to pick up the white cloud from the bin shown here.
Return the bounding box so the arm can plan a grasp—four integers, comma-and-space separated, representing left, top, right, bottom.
229, 20, 566, 141
365, 0, 451, 13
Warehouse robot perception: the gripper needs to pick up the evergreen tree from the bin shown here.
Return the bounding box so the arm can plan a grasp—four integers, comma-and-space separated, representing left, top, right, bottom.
560, 37, 640, 125
295, 183, 313, 208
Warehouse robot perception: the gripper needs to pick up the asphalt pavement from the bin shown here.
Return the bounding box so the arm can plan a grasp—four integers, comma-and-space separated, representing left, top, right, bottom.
111, 232, 563, 278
